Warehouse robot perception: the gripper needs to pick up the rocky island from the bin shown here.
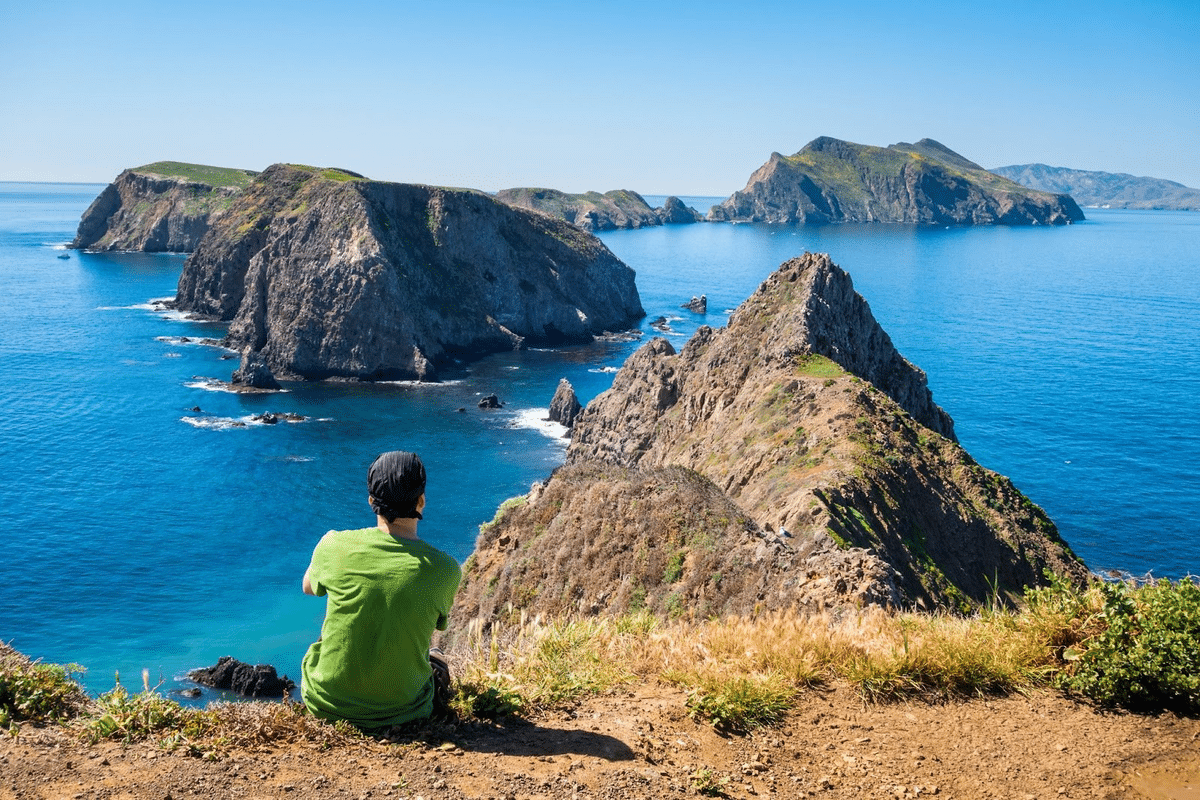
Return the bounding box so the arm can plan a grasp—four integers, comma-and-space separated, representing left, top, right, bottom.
71, 161, 259, 251
495, 188, 702, 230
991, 163, 1200, 210
710, 137, 1085, 225
171, 164, 645, 382
452, 252, 1087, 631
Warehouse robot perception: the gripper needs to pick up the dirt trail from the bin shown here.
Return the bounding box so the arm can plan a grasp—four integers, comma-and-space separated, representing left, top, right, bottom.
3, 684, 1199, 800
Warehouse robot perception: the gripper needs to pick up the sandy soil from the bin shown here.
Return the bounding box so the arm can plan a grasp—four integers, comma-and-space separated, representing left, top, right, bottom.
3, 684, 1199, 800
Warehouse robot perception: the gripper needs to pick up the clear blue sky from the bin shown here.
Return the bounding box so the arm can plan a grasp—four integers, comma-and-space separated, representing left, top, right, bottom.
2, 0, 1196, 194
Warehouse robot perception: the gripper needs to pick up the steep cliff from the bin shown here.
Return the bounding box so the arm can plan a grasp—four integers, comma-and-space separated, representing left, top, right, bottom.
452, 253, 1087, 629
495, 188, 702, 230
173, 164, 644, 381
991, 163, 1200, 210
71, 162, 258, 251
710, 137, 1085, 225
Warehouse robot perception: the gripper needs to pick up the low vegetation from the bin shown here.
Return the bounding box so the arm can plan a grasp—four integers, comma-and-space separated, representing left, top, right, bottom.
4, 576, 1198, 750
133, 161, 258, 189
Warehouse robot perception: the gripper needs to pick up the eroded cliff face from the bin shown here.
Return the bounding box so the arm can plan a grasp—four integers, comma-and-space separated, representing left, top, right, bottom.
173, 164, 644, 381
451, 253, 1087, 629
710, 137, 1085, 226
72, 164, 257, 252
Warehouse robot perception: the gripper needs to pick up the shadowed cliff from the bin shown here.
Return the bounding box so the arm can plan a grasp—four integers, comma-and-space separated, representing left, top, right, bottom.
172, 164, 645, 382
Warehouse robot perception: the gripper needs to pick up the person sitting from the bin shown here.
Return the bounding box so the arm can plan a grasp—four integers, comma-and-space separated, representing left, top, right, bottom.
300, 451, 461, 729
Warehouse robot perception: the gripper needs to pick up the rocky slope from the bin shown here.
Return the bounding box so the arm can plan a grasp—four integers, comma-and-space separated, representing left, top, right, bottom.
992, 163, 1200, 210
71, 161, 258, 251
172, 164, 644, 382
710, 137, 1085, 225
452, 253, 1087, 629
495, 188, 702, 230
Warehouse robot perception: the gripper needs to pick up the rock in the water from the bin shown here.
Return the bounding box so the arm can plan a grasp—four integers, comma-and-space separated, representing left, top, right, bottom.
231, 359, 282, 390
681, 295, 707, 313
173, 164, 644, 381
548, 378, 583, 429
187, 656, 295, 698
657, 196, 703, 224
71, 162, 258, 252
478, 394, 503, 409
709, 137, 1084, 226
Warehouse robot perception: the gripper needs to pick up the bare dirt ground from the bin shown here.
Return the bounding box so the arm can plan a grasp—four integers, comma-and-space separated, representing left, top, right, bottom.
3, 683, 1199, 800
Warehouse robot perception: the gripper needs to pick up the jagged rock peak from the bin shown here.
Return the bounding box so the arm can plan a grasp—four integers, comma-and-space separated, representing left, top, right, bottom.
729, 252, 955, 439
548, 378, 583, 429
551, 252, 1087, 612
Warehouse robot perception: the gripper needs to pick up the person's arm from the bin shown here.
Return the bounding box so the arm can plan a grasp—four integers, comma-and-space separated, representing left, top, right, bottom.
302, 567, 316, 596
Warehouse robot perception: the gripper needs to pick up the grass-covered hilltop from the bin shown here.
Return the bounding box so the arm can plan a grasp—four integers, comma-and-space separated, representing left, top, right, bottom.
710, 137, 1085, 225
71, 161, 259, 252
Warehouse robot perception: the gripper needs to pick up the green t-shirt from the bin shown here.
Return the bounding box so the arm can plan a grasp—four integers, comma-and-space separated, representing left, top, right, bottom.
301, 527, 461, 729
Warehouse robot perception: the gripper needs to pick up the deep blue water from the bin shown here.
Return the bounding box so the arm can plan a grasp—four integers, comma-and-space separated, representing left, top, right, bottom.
2, 184, 1197, 697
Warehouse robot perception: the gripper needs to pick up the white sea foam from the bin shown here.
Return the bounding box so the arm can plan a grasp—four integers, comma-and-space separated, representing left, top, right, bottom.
156, 335, 234, 352
589, 366, 619, 373
376, 378, 466, 387
186, 378, 238, 393
181, 414, 315, 431
509, 407, 569, 444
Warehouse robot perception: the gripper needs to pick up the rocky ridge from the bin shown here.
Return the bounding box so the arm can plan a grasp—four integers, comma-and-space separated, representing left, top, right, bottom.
71, 162, 259, 251
172, 164, 644, 382
451, 253, 1087, 629
710, 137, 1085, 225
495, 188, 702, 230
991, 162, 1200, 210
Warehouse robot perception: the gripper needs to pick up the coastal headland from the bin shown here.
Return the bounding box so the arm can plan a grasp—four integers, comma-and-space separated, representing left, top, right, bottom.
171, 163, 645, 383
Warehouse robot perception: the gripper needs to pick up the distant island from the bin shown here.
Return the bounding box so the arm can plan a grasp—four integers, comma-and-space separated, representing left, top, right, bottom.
71, 161, 258, 252
710, 137, 1084, 225
990, 163, 1200, 210
165, 163, 644, 383
495, 188, 702, 230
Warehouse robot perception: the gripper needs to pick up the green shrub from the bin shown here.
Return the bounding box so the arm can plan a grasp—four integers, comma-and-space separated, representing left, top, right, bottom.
0, 645, 88, 729
1058, 579, 1200, 713
452, 678, 526, 720
682, 673, 792, 733
84, 682, 215, 745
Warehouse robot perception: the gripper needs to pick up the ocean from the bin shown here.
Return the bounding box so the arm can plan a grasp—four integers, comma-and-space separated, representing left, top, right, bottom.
1, 184, 1197, 697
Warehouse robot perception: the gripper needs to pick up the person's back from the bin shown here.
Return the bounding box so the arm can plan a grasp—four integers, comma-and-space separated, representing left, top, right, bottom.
300, 451, 461, 729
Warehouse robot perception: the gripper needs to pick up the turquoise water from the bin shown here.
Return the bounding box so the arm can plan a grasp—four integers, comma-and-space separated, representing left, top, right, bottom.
2, 183, 1197, 696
